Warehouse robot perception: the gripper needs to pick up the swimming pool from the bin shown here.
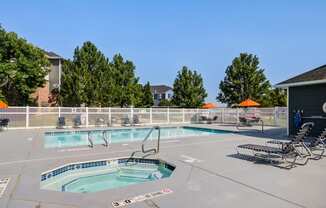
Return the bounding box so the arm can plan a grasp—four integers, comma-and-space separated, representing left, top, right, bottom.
44, 126, 229, 148
40, 158, 175, 193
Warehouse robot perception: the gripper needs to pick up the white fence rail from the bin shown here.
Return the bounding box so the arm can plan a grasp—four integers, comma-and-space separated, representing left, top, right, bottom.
0, 106, 287, 129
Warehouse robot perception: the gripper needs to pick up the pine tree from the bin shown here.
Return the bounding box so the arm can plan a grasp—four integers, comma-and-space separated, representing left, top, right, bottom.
60, 41, 111, 106
172, 66, 207, 108
217, 53, 271, 106
110, 54, 140, 107
142, 82, 154, 107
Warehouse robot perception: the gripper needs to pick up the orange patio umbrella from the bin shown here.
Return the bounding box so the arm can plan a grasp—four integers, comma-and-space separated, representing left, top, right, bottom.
202, 103, 217, 109
0, 101, 8, 109
239, 99, 260, 107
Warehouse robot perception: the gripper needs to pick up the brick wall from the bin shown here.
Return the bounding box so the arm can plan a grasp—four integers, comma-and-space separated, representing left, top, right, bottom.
32, 82, 50, 106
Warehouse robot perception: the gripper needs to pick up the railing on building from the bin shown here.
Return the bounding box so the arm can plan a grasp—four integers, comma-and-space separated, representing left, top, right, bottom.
0, 106, 288, 129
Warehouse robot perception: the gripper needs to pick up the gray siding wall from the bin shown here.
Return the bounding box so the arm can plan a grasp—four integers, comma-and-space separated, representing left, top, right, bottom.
288, 83, 326, 136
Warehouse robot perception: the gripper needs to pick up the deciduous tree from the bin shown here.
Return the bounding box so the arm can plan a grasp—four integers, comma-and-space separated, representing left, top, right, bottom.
0, 25, 50, 105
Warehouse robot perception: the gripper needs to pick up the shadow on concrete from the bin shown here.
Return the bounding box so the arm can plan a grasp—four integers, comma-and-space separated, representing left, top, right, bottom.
236, 127, 289, 141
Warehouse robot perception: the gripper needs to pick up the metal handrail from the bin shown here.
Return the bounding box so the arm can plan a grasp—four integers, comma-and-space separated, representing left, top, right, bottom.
87, 131, 94, 148
141, 126, 160, 154
102, 130, 111, 147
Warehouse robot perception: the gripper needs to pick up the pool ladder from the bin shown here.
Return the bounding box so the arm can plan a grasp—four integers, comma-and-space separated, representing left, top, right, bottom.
87, 131, 94, 148
102, 130, 111, 147
87, 131, 111, 148
142, 126, 161, 154
129, 126, 161, 159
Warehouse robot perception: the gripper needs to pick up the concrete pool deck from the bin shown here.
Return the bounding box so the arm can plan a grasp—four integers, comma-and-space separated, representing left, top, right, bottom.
0, 124, 325, 208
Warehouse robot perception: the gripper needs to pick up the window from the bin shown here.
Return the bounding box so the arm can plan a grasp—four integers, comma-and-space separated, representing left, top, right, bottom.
154, 94, 159, 100
161, 93, 166, 100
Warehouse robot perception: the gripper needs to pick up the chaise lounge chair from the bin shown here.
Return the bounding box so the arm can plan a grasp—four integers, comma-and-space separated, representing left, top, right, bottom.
236, 122, 314, 169
267, 124, 325, 160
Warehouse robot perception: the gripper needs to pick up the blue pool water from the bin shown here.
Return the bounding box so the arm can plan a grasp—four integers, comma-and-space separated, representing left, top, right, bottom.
40, 158, 175, 193
44, 127, 229, 148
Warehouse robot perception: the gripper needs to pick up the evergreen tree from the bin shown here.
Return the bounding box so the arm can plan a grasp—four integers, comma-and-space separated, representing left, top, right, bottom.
217, 53, 271, 106
158, 99, 173, 107
60, 41, 111, 106
0, 25, 50, 105
110, 54, 141, 107
141, 82, 154, 107
264, 88, 287, 107
172, 66, 207, 108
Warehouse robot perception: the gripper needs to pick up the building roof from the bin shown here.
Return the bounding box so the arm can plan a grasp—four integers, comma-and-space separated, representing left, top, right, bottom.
150, 85, 173, 94
45, 51, 62, 59
276, 64, 326, 87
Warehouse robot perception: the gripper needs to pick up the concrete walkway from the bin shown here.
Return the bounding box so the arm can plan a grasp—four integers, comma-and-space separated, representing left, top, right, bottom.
0, 125, 325, 208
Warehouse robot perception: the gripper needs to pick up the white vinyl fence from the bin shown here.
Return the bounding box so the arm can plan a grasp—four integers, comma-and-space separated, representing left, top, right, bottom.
0, 106, 287, 129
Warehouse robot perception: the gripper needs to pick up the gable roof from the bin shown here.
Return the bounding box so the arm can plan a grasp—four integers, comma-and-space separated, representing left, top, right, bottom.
276, 65, 326, 87
45, 51, 62, 59
150, 85, 173, 94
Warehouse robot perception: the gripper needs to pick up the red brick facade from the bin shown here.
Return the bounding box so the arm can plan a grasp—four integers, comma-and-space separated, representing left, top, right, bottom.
32, 82, 51, 106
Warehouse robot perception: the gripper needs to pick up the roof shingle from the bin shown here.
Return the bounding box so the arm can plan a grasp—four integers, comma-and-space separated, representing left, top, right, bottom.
277, 65, 326, 86
45, 51, 62, 59
150, 85, 173, 94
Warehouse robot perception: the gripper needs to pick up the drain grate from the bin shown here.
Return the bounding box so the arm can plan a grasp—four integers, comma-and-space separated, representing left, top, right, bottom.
0, 178, 10, 198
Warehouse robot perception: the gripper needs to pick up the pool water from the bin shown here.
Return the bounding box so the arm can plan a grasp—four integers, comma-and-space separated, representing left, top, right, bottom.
40, 158, 175, 193
44, 127, 228, 148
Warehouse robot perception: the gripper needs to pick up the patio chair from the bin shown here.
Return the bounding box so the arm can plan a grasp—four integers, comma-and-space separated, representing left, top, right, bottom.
132, 115, 141, 126
236, 122, 314, 169
0, 118, 10, 130
57, 117, 66, 129
95, 118, 106, 127
121, 116, 131, 127
198, 116, 209, 124
236, 116, 264, 132
238, 116, 261, 126
73, 115, 82, 128
211, 116, 219, 124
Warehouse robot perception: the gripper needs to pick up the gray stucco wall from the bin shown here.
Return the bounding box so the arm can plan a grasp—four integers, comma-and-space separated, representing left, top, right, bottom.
288, 83, 326, 136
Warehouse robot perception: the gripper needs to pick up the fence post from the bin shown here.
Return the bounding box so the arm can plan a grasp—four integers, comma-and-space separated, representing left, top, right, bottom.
274, 107, 278, 126
130, 107, 134, 120
167, 108, 170, 124
108, 107, 111, 125
58, 106, 61, 118
85, 107, 89, 127
149, 108, 152, 124
222, 108, 225, 123
196, 108, 199, 123
26, 106, 29, 128
236, 108, 240, 123
182, 108, 185, 123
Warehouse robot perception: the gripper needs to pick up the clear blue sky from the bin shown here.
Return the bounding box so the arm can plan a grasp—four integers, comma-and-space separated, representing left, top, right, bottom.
1, 0, 326, 102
